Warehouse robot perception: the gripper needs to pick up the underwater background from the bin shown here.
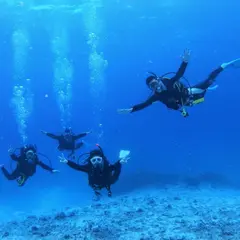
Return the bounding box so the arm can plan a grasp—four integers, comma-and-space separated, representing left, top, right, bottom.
0, 0, 240, 224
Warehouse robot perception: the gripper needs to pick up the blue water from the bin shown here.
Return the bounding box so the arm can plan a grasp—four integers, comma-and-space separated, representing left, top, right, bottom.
0, 0, 240, 220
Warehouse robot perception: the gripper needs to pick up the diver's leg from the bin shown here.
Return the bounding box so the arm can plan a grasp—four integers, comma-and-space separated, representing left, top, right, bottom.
67, 150, 76, 160
186, 67, 223, 105
1, 167, 19, 180
75, 141, 84, 150
69, 142, 84, 160
106, 185, 112, 197
93, 191, 101, 201
92, 185, 102, 201
94, 190, 101, 196
192, 67, 223, 90
191, 58, 240, 91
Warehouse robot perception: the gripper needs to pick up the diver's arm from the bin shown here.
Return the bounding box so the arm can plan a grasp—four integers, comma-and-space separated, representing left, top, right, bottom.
67, 160, 89, 173
73, 132, 90, 140
170, 49, 190, 84
109, 160, 122, 171
37, 160, 54, 172
109, 161, 122, 184
170, 61, 188, 84
46, 133, 61, 140
41, 130, 60, 140
10, 154, 19, 161
131, 95, 157, 113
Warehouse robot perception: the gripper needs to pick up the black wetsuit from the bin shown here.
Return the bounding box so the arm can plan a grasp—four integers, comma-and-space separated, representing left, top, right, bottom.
67, 158, 122, 196
46, 132, 87, 157
189, 67, 223, 102
1, 153, 53, 186
131, 62, 223, 112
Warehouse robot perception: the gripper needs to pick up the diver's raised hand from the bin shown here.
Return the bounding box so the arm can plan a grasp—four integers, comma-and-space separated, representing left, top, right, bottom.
120, 156, 130, 164
117, 108, 133, 114
86, 130, 92, 135
181, 49, 191, 63
59, 153, 68, 163
41, 130, 47, 135
8, 147, 15, 155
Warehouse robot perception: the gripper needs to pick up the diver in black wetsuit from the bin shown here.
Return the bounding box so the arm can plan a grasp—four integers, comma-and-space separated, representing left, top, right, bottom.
41, 127, 91, 158
0, 144, 58, 186
59, 144, 129, 198
118, 49, 240, 117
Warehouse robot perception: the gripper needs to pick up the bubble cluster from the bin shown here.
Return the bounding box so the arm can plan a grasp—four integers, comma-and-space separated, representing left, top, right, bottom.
11, 29, 32, 143
52, 28, 73, 128
83, 0, 108, 142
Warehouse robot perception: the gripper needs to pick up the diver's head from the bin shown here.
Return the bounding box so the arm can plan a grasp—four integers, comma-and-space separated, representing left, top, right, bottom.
146, 76, 158, 90
22, 144, 37, 156
146, 75, 166, 92
25, 149, 36, 161
89, 147, 104, 169
64, 127, 72, 136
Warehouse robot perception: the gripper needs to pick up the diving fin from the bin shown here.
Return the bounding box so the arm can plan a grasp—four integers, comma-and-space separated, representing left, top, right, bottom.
119, 150, 130, 159
208, 85, 218, 91
221, 58, 240, 69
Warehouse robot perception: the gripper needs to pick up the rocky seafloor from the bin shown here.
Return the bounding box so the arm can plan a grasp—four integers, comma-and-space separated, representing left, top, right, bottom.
1, 187, 240, 240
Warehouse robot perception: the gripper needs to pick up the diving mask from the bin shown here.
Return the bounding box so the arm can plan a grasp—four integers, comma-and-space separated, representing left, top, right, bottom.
26, 150, 35, 160
149, 78, 166, 92
90, 156, 103, 167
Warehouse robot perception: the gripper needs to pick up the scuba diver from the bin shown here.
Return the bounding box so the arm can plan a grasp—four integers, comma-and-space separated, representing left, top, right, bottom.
59, 144, 130, 199
0, 144, 58, 186
118, 49, 240, 117
41, 127, 92, 159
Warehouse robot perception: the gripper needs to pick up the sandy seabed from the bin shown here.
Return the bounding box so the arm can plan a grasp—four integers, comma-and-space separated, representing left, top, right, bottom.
1, 187, 240, 240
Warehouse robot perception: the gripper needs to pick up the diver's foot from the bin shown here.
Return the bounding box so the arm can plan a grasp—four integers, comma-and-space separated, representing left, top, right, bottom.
221, 58, 240, 69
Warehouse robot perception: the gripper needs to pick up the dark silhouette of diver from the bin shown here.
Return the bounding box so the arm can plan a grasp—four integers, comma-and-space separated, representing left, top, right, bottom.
59, 144, 129, 199
41, 127, 91, 159
118, 49, 240, 117
0, 144, 58, 186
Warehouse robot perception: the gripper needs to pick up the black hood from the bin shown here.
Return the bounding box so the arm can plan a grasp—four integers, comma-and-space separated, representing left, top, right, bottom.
89, 149, 104, 158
